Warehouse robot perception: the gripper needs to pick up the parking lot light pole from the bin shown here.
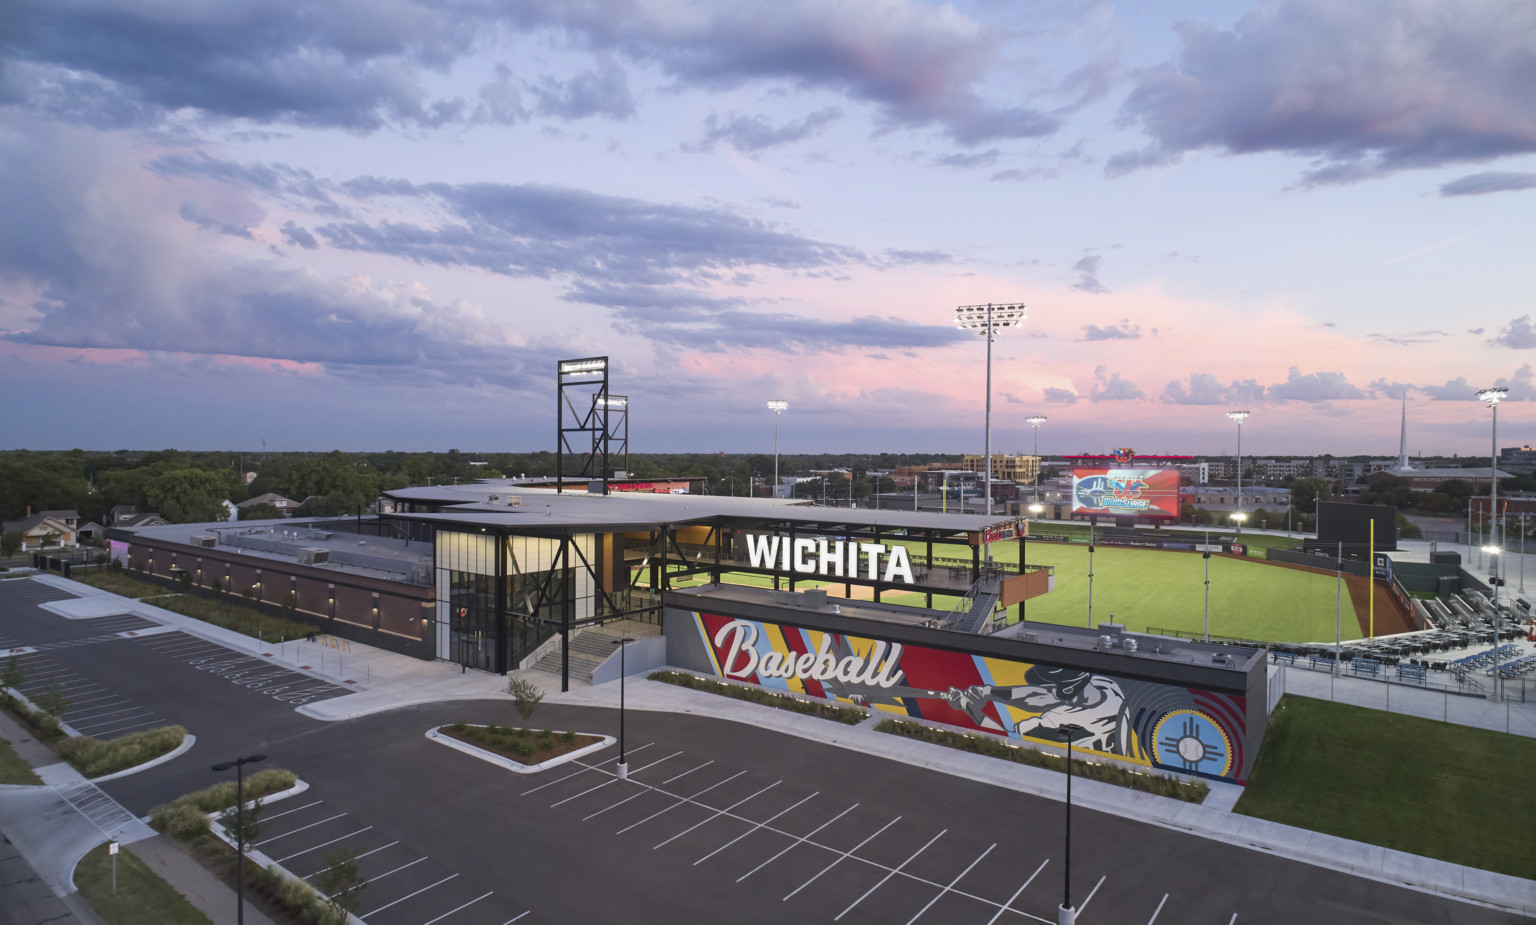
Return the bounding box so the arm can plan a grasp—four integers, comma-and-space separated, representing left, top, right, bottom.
1059, 723, 1086, 925
612, 636, 635, 779
211, 753, 266, 925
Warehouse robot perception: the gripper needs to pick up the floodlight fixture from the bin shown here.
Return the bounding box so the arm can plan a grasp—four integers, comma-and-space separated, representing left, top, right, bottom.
1477, 387, 1508, 406
596, 395, 628, 407
1226, 410, 1250, 424
1028, 503, 1044, 515
1483, 544, 1502, 555
767, 400, 788, 413
558, 357, 607, 375
1229, 512, 1248, 522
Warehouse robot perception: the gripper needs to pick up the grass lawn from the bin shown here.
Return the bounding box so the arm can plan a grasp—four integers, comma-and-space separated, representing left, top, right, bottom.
152, 595, 315, 643
68, 567, 167, 599
74, 841, 213, 925
1235, 696, 1536, 880
0, 735, 42, 784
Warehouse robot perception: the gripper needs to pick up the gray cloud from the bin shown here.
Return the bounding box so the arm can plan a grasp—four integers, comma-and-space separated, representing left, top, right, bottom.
1267, 366, 1368, 401
2, 0, 1063, 145
150, 152, 344, 214
1072, 255, 1109, 293
1424, 366, 1535, 401
1090, 365, 1144, 401
935, 148, 1001, 169
883, 249, 952, 265
1081, 318, 1138, 340
1366, 329, 1449, 346
1368, 379, 1415, 399
1489, 315, 1536, 349
1468, 327, 1485, 335
280, 221, 318, 249
695, 107, 842, 153
531, 58, 636, 121
178, 202, 255, 239
1439, 171, 1536, 197
1044, 387, 1078, 404
1163, 373, 1265, 405
1112, 0, 1536, 184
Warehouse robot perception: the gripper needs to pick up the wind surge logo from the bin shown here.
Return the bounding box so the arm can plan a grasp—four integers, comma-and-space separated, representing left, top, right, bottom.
1075, 475, 1151, 512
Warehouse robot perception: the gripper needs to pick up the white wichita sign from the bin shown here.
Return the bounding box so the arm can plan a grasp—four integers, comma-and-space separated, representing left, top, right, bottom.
710, 619, 905, 688
742, 534, 916, 584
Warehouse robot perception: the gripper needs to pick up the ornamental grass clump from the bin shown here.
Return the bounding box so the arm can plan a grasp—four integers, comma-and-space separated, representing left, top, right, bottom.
57, 724, 185, 778
647, 670, 867, 724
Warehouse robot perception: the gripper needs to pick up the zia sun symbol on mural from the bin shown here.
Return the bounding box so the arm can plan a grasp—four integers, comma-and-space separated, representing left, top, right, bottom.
1151, 709, 1232, 777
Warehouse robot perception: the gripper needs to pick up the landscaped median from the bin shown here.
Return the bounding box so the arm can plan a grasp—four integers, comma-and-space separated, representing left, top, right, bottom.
2, 677, 189, 779
149, 769, 361, 925
648, 669, 870, 724
429, 722, 613, 773
876, 719, 1210, 802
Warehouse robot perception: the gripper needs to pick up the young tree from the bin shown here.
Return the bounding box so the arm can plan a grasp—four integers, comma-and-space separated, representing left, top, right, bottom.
313, 845, 368, 924
507, 677, 545, 729
0, 531, 22, 558
33, 682, 70, 719
1, 654, 25, 699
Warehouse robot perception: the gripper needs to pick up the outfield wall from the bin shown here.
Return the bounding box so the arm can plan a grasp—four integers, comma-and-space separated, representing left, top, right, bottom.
664, 586, 1267, 784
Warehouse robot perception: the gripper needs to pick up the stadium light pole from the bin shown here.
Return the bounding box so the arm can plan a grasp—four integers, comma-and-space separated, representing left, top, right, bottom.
1026, 502, 1044, 623
1026, 415, 1047, 503
956, 302, 1027, 537
211, 753, 266, 925
1086, 522, 1096, 628
767, 400, 788, 497
1227, 411, 1251, 533
1479, 385, 1508, 700
1202, 530, 1212, 642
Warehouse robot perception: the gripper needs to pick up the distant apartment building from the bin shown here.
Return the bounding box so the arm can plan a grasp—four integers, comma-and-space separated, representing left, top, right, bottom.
960, 453, 1040, 486
1499, 445, 1536, 474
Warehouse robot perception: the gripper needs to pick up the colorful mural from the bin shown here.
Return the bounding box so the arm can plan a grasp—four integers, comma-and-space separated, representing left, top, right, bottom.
690, 611, 1250, 782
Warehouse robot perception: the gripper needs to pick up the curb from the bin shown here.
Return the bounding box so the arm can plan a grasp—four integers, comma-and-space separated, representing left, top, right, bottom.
425, 725, 616, 774
91, 733, 197, 783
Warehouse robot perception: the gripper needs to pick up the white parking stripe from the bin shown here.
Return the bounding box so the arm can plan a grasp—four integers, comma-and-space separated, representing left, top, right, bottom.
906, 842, 994, 925
783, 815, 902, 901
737, 803, 859, 883
661, 760, 714, 785
985, 857, 1048, 925
83, 718, 164, 736
1146, 893, 1169, 924
615, 770, 747, 836
581, 788, 650, 821
835, 828, 945, 920
63, 704, 135, 720
695, 792, 818, 867
550, 778, 618, 809
74, 711, 154, 730
275, 826, 374, 863
359, 872, 457, 919
357, 856, 428, 888
63, 695, 129, 710
301, 841, 398, 880
1078, 875, 1107, 914
420, 891, 493, 925
653, 781, 780, 850
501, 913, 530, 923
254, 812, 348, 846
264, 800, 325, 822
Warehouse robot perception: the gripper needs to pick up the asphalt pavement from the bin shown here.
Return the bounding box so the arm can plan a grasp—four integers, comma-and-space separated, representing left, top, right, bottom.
2, 572, 1534, 925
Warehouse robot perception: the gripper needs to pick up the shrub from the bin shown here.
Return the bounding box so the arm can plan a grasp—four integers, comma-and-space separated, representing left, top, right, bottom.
150, 767, 298, 829
561, 730, 576, 743
33, 683, 70, 719
647, 670, 868, 724
210, 577, 222, 593
57, 725, 186, 778
153, 802, 211, 839
507, 677, 545, 727
514, 741, 535, 759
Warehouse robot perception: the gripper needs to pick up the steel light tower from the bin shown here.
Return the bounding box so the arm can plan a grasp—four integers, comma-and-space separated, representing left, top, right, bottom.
956, 302, 1027, 523
767, 400, 788, 497
211, 753, 266, 925
1227, 410, 1251, 532
1478, 386, 1508, 700
1026, 415, 1047, 503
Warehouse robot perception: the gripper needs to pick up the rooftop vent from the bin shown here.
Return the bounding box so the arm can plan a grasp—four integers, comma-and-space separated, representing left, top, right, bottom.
298, 547, 330, 565
191, 534, 217, 548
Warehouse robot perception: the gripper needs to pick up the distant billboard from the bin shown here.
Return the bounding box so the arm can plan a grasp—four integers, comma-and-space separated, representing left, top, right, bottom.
1071, 468, 1181, 519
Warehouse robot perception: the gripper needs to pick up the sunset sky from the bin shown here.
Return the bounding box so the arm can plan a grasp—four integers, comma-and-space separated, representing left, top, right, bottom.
3, 0, 1534, 457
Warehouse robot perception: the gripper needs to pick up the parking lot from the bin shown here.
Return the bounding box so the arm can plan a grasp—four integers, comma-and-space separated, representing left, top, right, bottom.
248, 786, 530, 925
132, 630, 353, 707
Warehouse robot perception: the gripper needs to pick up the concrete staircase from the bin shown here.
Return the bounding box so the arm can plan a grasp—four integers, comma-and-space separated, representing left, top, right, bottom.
532, 626, 634, 683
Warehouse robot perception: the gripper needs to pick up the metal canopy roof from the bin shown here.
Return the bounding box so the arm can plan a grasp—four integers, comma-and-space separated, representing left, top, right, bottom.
386, 482, 1010, 534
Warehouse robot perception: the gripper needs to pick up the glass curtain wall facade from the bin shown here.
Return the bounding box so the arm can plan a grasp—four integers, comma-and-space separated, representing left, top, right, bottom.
435, 529, 596, 673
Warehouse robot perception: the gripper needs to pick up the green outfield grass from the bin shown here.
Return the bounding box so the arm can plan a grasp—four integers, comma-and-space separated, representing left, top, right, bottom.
895, 536, 1359, 643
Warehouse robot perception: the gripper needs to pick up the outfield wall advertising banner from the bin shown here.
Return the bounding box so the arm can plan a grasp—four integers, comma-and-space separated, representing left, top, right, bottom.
687, 611, 1251, 782
1071, 468, 1181, 518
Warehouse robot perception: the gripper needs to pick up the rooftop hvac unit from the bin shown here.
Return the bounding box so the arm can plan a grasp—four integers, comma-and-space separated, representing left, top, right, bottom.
191, 535, 217, 548
297, 547, 330, 565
